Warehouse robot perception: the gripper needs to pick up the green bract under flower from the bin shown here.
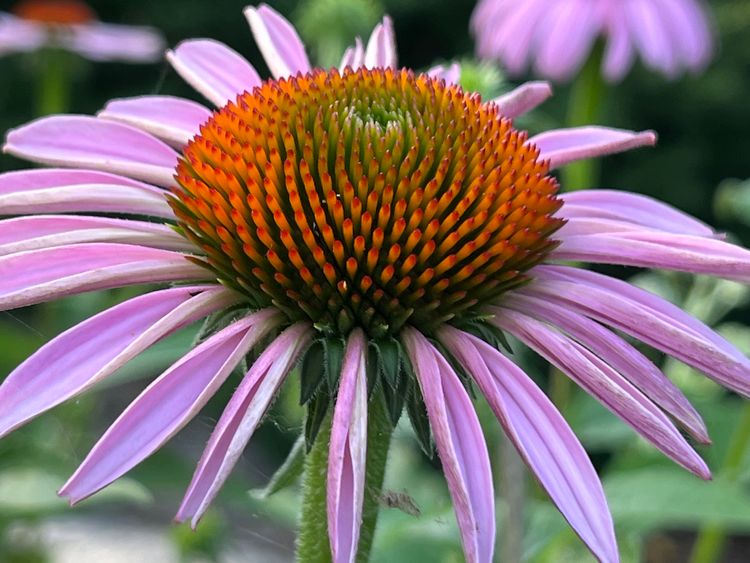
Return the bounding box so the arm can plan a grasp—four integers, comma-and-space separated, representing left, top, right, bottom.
171, 67, 564, 339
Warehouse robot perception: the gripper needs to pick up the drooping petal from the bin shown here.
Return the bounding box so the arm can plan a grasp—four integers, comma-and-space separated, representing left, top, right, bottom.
166, 39, 261, 107
553, 231, 750, 282
328, 329, 368, 563
63, 22, 165, 63
176, 322, 313, 526
492, 309, 710, 479
497, 294, 708, 442
245, 4, 311, 79
560, 189, 716, 238
658, 0, 712, 70
402, 328, 495, 563
426, 63, 461, 85
439, 327, 619, 563
0, 168, 172, 218
339, 37, 364, 71
3, 116, 179, 187
0, 14, 45, 55
625, 0, 678, 77
529, 126, 657, 169
527, 266, 750, 397
0, 286, 239, 438
492, 81, 552, 119
0, 215, 193, 255
99, 96, 211, 148
602, 12, 636, 82
364, 16, 397, 69
0, 243, 210, 311
59, 311, 282, 503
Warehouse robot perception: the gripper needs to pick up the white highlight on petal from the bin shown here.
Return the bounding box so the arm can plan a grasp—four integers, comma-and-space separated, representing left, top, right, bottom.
245, 4, 311, 79
492, 81, 552, 119
364, 16, 397, 69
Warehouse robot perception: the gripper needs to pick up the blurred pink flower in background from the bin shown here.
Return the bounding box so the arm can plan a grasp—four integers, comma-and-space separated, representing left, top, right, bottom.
471, 0, 714, 82
0, 0, 164, 62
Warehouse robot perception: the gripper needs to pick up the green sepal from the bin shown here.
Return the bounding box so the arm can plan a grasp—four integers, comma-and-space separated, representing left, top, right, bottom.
366, 343, 381, 398
192, 305, 245, 347
304, 386, 331, 453
376, 336, 401, 389
462, 320, 513, 354
323, 336, 345, 392
381, 364, 408, 427
249, 434, 305, 499
404, 358, 433, 459
300, 340, 326, 405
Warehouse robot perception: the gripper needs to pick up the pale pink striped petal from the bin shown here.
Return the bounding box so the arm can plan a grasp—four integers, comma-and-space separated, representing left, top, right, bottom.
63, 22, 165, 63
0, 215, 192, 255
166, 39, 261, 107
560, 189, 715, 238
364, 16, 396, 69
176, 322, 313, 526
99, 96, 211, 148
440, 327, 618, 563
0, 243, 210, 311
245, 4, 311, 79
328, 329, 368, 563
4, 116, 179, 187
0, 286, 239, 438
554, 231, 750, 282
339, 37, 365, 71
526, 266, 750, 397
59, 311, 282, 503
497, 294, 708, 442
0, 168, 157, 193
529, 127, 657, 169
492, 309, 710, 479
426, 63, 461, 85
492, 81, 553, 119
402, 328, 495, 563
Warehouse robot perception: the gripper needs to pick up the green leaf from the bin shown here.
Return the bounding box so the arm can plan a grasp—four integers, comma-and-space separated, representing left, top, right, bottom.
323, 336, 345, 391
300, 340, 325, 405
304, 387, 331, 452
406, 379, 433, 458
250, 434, 305, 499
605, 467, 750, 532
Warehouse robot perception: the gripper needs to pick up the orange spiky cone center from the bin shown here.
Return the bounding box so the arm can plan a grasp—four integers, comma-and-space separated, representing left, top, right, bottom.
171, 68, 564, 338
13, 0, 95, 24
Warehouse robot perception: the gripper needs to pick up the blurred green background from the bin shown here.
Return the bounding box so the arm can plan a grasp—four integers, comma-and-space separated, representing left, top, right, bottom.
1, 0, 750, 561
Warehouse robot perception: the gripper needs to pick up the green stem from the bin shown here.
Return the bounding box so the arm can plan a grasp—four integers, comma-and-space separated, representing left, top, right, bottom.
296, 389, 393, 563
561, 44, 606, 192
35, 50, 71, 116
689, 402, 750, 563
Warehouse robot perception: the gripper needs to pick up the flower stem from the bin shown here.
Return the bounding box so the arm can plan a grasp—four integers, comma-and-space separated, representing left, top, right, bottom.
296, 389, 393, 563
689, 402, 750, 563
35, 49, 71, 116
561, 44, 606, 192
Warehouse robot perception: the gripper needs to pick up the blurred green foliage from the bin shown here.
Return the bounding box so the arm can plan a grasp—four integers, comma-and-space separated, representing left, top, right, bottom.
1, 0, 750, 561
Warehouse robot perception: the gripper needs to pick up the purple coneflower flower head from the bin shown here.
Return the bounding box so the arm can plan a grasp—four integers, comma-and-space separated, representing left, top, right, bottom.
1, 4, 747, 563
471, 0, 714, 82
0, 0, 164, 62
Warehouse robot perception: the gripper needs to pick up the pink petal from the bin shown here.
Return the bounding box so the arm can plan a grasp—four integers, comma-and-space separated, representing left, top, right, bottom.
492, 81, 553, 119
0, 215, 192, 255
364, 16, 397, 69
0, 13, 45, 54
0, 286, 238, 438
492, 309, 710, 479
245, 4, 311, 79
402, 328, 495, 563
440, 327, 619, 563
658, 0, 712, 70
4, 116, 179, 187
0, 168, 172, 218
339, 37, 364, 70
63, 22, 165, 63
527, 265, 750, 398
529, 126, 657, 169
553, 231, 750, 282
625, 0, 678, 77
499, 293, 708, 442
166, 39, 261, 107
99, 96, 211, 148
602, 11, 636, 82
560, 189, 716, 238
328, 329, 368, 563
427, 63, 461, 85
59, 311, 281, 503
176, 322, 313, 526
0, 243, 210, 311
